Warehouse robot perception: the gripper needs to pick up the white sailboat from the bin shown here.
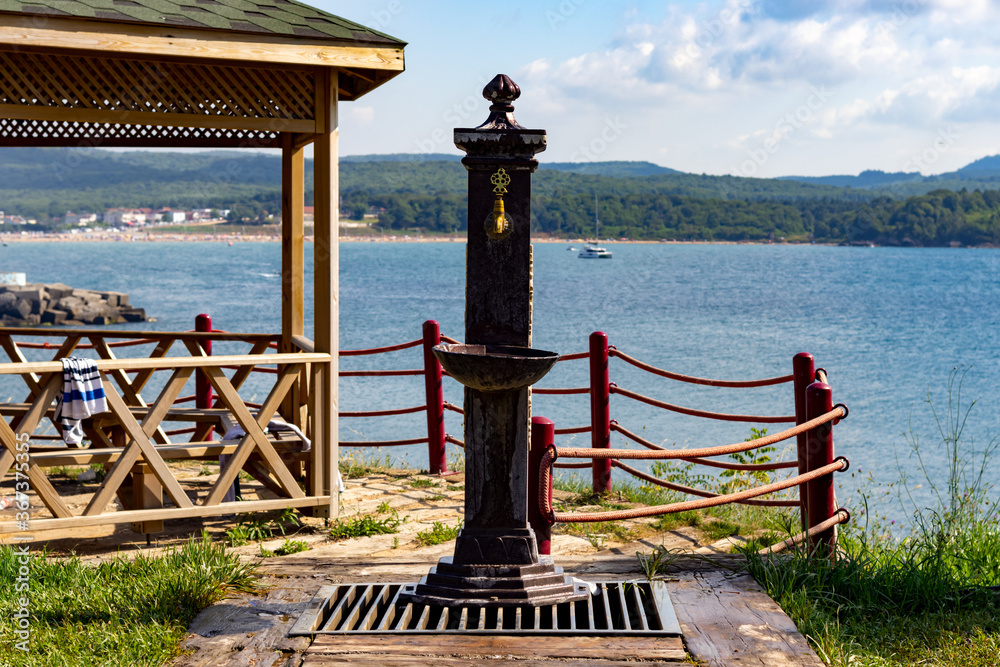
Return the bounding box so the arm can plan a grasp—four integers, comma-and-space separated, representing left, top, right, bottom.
579, 194, 612, 259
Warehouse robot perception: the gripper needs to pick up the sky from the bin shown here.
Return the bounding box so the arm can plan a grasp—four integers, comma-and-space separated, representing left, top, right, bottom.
314, 0, 1000, 178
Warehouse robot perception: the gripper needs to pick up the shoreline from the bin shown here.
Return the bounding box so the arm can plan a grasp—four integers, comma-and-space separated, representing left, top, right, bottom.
1, 231, 993, 248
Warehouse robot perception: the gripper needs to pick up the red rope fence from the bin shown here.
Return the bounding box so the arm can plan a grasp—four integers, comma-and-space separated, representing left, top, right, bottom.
611, 385, 797, 423
758, 509, 851, 555
609, 348, 794, 388
611, 422, 799, 471
540, 453, 846, 523
610, 459, 801, 508
340, 405, 427, 418
339, 339, 423, 356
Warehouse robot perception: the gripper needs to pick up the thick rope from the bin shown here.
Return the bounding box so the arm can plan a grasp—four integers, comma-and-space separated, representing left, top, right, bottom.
758, 509, 851, 554
557, 406, 845, 462
611, 460, 801, 507
554, 425, 592, 435
611, 422, 798, 471
443, 402, 464, 414
610, 348, 794, 388
541, 457, 847, 523
534, 387, 590, 395
340, 369, 424, 377
340, 437, 428, 447
340, 338, 423, 356
554, 462, 593, 469
612, 386, 797, 423
557, 352, 590, 361
445, 435, 465, 448
340, 405, 427, 418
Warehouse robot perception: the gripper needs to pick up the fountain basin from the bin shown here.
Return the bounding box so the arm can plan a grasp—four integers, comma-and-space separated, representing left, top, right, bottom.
432, 344, 559, 392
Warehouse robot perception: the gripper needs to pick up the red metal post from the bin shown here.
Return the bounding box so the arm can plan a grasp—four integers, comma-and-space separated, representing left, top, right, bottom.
195, 314, 213, 439
529, 416, 554, 556
589, 331, 612, 495
792, 352, 815, 531
423, 320, 447, 475
805, 379, 837, 556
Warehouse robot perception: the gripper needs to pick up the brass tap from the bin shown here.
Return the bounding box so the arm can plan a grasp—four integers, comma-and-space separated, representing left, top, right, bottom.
487, 168, 512, 239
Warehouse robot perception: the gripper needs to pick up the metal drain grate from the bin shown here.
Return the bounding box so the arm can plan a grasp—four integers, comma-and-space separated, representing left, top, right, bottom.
290, 581, 680, 636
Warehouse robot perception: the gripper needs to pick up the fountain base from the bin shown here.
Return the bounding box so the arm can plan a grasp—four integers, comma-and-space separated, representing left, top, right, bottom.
402, 556, 590, 607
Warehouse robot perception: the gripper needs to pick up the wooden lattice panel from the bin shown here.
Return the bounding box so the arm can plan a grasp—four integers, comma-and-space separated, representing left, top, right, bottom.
0, 50, 315, 121
0, 118, 281, 147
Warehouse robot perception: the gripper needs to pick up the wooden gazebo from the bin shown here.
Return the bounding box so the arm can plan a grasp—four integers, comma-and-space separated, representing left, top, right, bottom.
0, 0, 405, 539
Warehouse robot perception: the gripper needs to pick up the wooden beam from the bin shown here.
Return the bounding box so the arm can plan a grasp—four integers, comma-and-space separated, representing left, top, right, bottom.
281, 133, 306, 426
89, 375, 194, 512
0, 104, 315, 134
199, 364, 305, 505
0, 134, 283, 149
313, 68, 339, 519
0, 16, 405, 74
0, 392, 73, 519
0, 495, 332, 533
0, 352, 330, 375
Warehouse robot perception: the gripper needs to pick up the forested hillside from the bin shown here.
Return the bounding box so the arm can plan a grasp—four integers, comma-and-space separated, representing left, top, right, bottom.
2, 148, 1000, 245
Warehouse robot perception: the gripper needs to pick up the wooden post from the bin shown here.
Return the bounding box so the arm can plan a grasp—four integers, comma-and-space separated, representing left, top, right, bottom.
312, 68, 339, 519
805, 379, 837, 556
130, 463, 163, 535
195, 314, 213, 439
529, 416, 554, 556
281, 132, 305, 428
590, 331, 612, 495
423, 320, 447, 475
792, 352, 814, 531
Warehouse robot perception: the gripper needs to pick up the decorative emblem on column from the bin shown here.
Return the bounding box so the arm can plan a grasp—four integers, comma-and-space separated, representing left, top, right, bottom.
486, 167, 513, 240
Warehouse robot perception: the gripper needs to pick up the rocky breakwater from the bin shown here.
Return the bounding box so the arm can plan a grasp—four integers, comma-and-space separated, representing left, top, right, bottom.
0, 283, 146, 326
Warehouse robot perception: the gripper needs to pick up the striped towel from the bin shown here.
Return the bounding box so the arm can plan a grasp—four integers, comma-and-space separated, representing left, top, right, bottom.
54, 357, 107, 445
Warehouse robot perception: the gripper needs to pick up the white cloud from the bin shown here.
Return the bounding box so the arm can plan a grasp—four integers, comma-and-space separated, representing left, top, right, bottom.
514, 0, 1000, 174
350, 106, 376, 125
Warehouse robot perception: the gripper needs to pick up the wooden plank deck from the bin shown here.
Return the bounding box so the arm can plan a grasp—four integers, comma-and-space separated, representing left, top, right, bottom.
170, 551, 823, 667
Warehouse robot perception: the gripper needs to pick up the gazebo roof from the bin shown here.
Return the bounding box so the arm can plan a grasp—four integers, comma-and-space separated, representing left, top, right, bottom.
0, 0, 404, 46
0, 0, 404, 146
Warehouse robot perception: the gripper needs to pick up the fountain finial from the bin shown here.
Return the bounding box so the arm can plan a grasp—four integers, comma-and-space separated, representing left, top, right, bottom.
475, 74, 525, 130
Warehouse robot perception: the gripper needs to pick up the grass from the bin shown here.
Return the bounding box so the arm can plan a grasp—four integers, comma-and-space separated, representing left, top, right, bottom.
408, 478, 438, 489
329, 508, 403, 540
738, 370, 1000, 666
338, 450, 398, 478
225, 508, 303, 547
416, 521, 462, 546
0, 533, 259, 667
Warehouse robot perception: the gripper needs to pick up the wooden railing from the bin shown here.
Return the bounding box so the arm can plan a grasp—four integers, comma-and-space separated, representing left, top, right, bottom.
0, 328, 333, 539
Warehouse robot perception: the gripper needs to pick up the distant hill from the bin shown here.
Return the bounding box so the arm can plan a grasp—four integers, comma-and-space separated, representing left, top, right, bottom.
779, 169, 922, 189
2, 148, 1000, 245
542, 161, 680, 177
956, 155, 1000, 173
342, 153, 462, 163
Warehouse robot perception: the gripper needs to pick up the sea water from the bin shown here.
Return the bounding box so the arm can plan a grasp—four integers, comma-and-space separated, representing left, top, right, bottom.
3, 240, 998, 523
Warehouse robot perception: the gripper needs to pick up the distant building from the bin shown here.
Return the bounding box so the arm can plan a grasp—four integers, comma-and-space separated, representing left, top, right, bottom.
65, 211, 98, 226
156, 209, 187, 224
104, 208, 147, 226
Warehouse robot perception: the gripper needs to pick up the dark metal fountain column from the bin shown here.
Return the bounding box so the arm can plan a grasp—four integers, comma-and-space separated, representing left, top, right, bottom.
402, 75, 586, 607
454, 75, 544, 565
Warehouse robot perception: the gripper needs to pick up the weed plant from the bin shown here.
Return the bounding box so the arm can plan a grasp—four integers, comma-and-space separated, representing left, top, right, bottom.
416, 520, 462, 546
741, 371, 1000, 667
0, 533, 259, 666
329, 507, 403, 540
225, 507, 302, 547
